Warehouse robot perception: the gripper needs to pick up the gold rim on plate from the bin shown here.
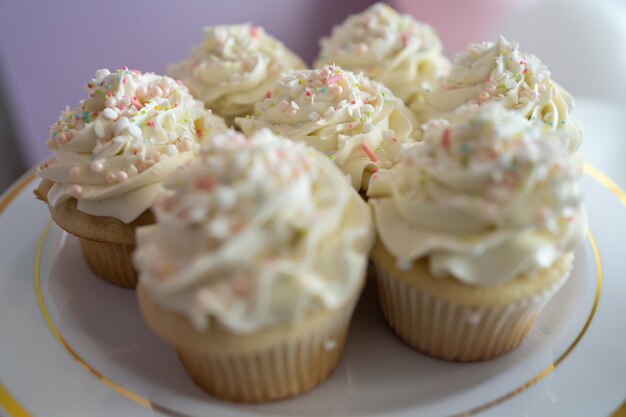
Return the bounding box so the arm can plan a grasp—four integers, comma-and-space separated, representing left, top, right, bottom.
0, 162, 620, 417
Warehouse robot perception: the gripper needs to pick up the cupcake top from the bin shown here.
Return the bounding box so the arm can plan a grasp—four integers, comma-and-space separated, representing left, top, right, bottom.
167, 24, 306, 121
369, 104, 586, 285
415, 36, 581, 152
134, 130, 374, 333
38, 67, 227, 223
316, 3, 449, 105
236, 65, 415, 190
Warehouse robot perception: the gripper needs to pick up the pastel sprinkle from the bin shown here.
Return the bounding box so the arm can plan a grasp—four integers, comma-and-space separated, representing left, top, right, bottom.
361, 143, 378, 162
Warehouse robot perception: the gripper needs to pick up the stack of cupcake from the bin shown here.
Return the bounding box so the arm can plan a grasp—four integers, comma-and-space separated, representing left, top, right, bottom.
35, 1, 586, 403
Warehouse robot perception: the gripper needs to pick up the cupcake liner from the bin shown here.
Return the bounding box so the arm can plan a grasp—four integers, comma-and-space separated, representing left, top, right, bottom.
79, 237, 137, 289
175, 301, 354, 403
374, 264, 569, 362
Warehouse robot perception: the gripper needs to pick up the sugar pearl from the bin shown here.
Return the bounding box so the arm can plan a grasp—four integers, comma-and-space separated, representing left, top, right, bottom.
55, 132, 67, 145
136, 85, 148, 98
178, 138, 193, 152
484, 82, 497, 93
69, 185, 83, 198
116, 171, 128, 183
90, 160, 105, 172
105, 97, 118, 108
479, 90, 490, 101
148, 151, 162, 162
149, 86, 163, 98
128, 124, 142, 138
95, 69, 110, 79
105, 171, 117, 184
69, 166, 82, 180
103, 108, 118, 120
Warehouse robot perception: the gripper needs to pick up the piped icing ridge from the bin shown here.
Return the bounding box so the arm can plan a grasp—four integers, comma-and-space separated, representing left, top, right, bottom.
316, 2, 450, 106
369, 104, 586, 285
414, 36, 581, 152
38, 67, 227, 223
167, 24, 306, 120
236, 65, 415, 191
134, 129, 374, 333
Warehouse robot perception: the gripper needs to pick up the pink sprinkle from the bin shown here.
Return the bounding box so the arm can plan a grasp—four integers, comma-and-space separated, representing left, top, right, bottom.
196, 178, 215, 191
391, 137, 397, 142
263, 91, 272, 99
122, 66, 129, 70
441, 128, 451, 149
128, 95, 144, 109
196, 129, 202, 137
361, 143, 378, 162
401, 32, 408, 46
123, 78, 127, 85
326, 74, 343, 86
249, 26, 258, 38
146, 120, 155, 127
305, 91, 312, 96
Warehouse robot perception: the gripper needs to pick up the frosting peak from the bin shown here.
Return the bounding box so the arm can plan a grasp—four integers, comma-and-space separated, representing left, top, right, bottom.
167, 24, 306, 120
134, 130, 374, 333
38, 67, 227, 223
369, 104, 585, 285
236, 65, 415, 190
316, 3, 450, 105
415, 36, 581, 152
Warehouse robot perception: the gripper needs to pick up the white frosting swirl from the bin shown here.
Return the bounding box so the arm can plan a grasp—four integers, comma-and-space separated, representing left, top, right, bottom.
133, 130, 374, 333
415, 36, 581, 152
369, 104, 586, 285
167, 24, 306, 120
316, 3, 450, 106
38, 68, 227, 223
236, 65, 415, 190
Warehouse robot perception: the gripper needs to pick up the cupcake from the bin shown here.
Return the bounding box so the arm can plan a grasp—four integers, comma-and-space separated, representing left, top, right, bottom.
133, 130, 374, 402
368, 104, 586, 361
236, 65, 415, 192
35, 67, 227, 288
167, 24, 306, 124
315, 3, 450, 107
413, 36, 581, 152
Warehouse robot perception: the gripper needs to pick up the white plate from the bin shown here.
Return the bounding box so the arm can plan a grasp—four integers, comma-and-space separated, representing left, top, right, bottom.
1, 99, 625, 417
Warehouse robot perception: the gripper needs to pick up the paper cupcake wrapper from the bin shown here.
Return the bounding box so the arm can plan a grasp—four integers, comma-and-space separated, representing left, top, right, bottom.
175, 302, 355, 403
79, 237, 137, 289
374, 265, 568, 362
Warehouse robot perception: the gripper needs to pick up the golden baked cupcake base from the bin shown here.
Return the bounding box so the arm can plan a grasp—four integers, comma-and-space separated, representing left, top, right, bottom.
137, 282, 362, 403
371, 241, 573, 362
35, 180, 154, 289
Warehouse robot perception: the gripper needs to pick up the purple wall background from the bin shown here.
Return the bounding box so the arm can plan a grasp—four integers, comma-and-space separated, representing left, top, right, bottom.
1, 0, 625, 168
0, 0, 373, 166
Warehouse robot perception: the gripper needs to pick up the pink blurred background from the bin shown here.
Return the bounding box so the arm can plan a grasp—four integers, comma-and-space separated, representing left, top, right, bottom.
0, 0, 624, 191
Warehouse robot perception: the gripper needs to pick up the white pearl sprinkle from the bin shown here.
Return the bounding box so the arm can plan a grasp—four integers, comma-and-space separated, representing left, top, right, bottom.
128, 124, 142, 138
69, 185, 83, 198
103, 107, 118, 120
105, 171, 117, 184
69, 166, 82, 180
166, 144, 178, 155
116, 171, 128, 183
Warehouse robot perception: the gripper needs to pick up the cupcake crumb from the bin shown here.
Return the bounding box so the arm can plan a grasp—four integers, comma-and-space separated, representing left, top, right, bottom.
324, 339, 338, 351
